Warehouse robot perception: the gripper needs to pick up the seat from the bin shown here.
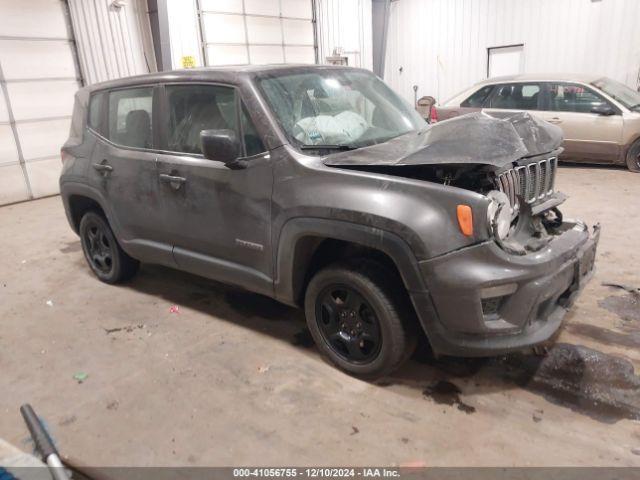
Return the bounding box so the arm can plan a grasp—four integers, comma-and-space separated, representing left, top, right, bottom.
123, 110, 151, 148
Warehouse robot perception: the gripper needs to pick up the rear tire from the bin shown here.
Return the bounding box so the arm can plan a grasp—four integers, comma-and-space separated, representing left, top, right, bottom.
79, 211, 139, 284
304, 260, 416, 379
626, 139, 640, 172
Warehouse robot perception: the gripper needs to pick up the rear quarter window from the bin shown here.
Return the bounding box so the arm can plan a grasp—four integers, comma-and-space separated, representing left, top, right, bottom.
88, 92, 105, 132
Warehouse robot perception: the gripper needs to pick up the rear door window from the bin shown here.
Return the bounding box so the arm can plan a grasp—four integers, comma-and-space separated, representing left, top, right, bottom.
547, 83, 613, 113
461, 85, 494, 107
487, 83, 541, 110
107, 87, 153, 149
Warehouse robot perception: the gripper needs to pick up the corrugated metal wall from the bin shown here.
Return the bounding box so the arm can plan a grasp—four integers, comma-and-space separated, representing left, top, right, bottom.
384, 0, 640, 104
316, 0, 373, 69
68, 0, 155, 84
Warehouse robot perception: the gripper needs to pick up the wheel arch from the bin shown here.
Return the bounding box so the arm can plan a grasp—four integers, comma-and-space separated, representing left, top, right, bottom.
61, 183, 117, 234
274, 218, 428, 307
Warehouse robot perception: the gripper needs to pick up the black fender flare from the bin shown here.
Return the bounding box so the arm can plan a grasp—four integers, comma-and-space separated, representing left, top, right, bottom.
60, 181, 121, 236
273, 217, 429, 306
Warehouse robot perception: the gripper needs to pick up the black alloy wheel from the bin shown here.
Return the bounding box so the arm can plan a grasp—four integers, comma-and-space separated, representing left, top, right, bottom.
79, 211, 139, 284
82, 218, 114, 274
304, 261, 416, 379
315, 284, 382, 364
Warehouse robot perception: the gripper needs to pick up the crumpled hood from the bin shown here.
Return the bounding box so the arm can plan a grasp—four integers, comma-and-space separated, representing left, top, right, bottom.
323, 111, 563, 168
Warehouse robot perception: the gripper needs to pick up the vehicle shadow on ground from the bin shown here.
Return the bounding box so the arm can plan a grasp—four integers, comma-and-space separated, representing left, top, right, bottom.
95, 261, 640, 424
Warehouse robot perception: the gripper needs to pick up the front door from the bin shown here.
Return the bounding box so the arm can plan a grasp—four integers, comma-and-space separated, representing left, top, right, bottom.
538, 82, 623, 162
155, 83, 273, 296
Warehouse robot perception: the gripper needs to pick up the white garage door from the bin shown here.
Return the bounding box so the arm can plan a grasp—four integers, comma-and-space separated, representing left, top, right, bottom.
196, 0, 316, 66
0, 0, 82, 206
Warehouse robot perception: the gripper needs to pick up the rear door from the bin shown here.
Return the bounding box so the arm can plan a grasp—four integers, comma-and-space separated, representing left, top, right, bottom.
154, 83, 273, 296
537, 82, 623, 162
88, 85, 174, 264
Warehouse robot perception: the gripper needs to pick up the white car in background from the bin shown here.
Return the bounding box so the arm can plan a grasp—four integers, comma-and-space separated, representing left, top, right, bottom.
434, 74, 640, 172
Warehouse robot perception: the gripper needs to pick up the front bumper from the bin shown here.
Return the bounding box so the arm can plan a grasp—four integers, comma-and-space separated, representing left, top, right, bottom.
413, 221, 600, 357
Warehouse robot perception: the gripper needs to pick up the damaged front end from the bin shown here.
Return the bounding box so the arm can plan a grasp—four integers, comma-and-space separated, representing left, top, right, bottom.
324, 111, 587, 255
323, 111, 600, 356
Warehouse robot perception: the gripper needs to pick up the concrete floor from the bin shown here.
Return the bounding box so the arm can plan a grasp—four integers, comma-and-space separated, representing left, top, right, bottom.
0, 165, 639, 467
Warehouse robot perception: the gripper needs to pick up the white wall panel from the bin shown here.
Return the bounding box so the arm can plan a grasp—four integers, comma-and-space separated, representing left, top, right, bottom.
203, 13, 246, 43
200, 0, 243, 12
0, 0, 69, 37
282, 18, 314, 45
249, 45, 285, 64
282, 0, 313, 19
246, 16, 283, 44
206, 45, 249, 65
0, 164, 29, 204
17, 118, 71, 161
284, 46, 315, 64
188, 0, 316, 67
384, 0, 640, 105
7, 81, 77, 121
245, 0, 280, 16
0, 0, 80, 205
0, 126, 19, 165
0, 95, 8, 123
25, 158, 63, 198
0, 40, 77, 80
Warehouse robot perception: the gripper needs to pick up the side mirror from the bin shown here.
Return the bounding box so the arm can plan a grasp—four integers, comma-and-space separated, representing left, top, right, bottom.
591, 104, 616, 116
200, 129, 240, 163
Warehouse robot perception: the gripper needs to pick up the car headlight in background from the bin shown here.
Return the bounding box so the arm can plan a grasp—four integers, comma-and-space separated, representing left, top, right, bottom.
487, 191, 513, 241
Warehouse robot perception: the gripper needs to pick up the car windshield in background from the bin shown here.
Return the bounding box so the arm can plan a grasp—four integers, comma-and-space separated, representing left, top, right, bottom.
257, 69, 425, 150
592, 77, 640, 111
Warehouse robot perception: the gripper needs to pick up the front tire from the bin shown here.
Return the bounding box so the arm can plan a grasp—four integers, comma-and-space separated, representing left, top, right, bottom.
626, 139, 640, 172
304, 261, 416, 379
79, 211, 139, 284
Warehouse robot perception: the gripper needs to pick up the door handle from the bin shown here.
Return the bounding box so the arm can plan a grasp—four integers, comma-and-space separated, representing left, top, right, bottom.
92, 162, 113, 174
546, 117, 563, 124
159, 173, 187, 190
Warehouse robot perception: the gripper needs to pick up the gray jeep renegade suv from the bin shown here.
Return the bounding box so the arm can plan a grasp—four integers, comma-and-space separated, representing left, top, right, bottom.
60, 65, 599, 378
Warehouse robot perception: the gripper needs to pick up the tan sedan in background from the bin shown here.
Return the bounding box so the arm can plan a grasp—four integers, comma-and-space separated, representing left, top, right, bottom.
435, 74, 640, 172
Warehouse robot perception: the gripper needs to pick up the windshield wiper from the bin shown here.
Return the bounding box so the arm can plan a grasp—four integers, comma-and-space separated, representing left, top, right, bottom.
300, 144, 358, 151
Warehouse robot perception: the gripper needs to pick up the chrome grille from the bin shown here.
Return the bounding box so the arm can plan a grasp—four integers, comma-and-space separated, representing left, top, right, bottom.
496, 157, 558, 210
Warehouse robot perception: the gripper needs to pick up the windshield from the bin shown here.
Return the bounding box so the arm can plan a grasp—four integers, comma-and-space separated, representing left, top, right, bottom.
592, 77, 640, 111
257, 69, 425, 149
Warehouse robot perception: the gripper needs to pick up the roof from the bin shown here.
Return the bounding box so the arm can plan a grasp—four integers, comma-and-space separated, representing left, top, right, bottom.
82, 64, 366, 92
475, 72, 602, 85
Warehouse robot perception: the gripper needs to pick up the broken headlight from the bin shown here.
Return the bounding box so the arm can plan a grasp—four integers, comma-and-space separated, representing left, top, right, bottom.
487, 191, 513, 241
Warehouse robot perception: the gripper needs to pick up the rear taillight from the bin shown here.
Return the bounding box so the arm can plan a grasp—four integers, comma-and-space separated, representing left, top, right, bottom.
430, 106, 439, 123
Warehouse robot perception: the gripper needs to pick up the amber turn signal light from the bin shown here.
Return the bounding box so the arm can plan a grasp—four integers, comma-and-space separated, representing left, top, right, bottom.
457, 205, 473, 236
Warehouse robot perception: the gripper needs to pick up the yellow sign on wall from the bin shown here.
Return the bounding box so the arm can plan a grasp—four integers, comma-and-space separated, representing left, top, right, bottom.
181, 55, 196, 69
